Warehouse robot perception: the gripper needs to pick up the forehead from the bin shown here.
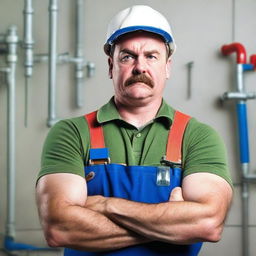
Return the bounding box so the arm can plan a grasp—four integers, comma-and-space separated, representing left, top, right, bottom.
114, 31, 167, 53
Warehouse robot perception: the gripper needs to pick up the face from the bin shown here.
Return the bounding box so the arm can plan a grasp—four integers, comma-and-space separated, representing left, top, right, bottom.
108, 32, 171, 107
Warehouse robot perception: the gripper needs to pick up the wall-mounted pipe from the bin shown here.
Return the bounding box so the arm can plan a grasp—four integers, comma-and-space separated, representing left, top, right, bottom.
250, 54, 256, 69
220, 42, 256, 256
22, 0, 95, 127
1, 25, 59, 253
23, 0, 34, 127
221, 42, 247, 64
5, 26, 19, 240
75, 0, 84, 108
48, 0, 59, 127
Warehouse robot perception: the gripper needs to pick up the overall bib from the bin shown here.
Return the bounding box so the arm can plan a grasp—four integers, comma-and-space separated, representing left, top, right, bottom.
64, 111, 203, 256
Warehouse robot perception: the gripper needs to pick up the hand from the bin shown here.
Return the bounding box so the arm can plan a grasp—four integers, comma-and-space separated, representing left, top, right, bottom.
85, 195, 108, 215
169, 187, 184, 202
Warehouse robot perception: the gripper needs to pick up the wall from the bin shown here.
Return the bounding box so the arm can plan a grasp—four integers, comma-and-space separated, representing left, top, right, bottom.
0, 0, 256, 255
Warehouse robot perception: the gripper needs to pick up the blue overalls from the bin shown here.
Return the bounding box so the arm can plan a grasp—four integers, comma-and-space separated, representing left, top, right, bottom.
64, 111, 203, 256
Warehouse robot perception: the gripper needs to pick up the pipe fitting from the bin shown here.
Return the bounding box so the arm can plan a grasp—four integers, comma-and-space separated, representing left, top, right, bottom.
221, 91, 256, 101
221, 42, 247, 64
87, 61, 96, 77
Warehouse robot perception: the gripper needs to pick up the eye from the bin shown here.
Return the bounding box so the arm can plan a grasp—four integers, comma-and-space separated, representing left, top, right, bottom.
120, 54, 134, 62
147, 54, 157, 60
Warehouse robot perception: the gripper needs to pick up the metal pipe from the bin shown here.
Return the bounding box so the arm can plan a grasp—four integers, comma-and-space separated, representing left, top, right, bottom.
1, 25, 56, 252
187, 61, 194, 99
23, 0, 34, 127
48, 0, 59, 127
221, 42, 247, 64
75, 0, 85, 107
23, 0, 34, 78
220, 42, 256, 256
241, 164, 249, 256
221, 91, 256, 101
236, 64, 244, 93
5, 26, 18, 240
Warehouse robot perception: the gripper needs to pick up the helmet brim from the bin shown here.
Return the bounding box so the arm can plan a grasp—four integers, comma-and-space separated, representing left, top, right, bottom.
104, 25, 175, 56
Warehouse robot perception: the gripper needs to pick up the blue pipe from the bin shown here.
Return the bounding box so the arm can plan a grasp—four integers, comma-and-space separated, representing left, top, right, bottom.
242, 63, 254, 71
4, 236, 55, 251
236, 103, 250, 163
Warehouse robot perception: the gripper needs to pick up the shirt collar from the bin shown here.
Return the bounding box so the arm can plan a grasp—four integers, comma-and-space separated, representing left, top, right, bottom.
97, 97, 175, 128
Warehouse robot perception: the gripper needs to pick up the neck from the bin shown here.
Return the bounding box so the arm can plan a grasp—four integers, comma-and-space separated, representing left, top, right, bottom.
114, 97, 162, 128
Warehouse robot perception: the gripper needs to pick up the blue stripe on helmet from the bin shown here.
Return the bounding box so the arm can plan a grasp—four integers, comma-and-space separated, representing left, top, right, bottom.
107, 25, 173, 45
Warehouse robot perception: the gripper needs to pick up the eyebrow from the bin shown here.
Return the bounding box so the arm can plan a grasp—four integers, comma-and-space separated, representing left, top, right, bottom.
119, 49, 160, 56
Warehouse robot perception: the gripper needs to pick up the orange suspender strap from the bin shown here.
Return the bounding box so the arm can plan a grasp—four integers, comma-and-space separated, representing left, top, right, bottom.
85, 111, 105, 149
165, 111, 191, 165
85, 110, 191, 165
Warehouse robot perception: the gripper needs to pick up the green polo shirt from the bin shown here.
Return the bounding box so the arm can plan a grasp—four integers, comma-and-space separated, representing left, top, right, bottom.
38, 98, 232, 186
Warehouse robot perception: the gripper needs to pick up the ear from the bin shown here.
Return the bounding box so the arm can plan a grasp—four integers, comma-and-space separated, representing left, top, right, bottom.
166, 57, 172, 79
108, 57, 113, 79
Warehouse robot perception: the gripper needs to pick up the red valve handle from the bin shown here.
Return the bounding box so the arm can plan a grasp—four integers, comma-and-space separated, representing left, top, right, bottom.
221, 42, 247, 64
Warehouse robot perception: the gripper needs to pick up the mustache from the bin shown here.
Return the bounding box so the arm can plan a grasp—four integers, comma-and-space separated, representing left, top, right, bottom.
124, 74, 154, 88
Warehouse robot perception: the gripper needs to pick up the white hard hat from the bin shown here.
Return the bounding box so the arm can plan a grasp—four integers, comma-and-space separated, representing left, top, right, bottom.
104, 5, 176, 56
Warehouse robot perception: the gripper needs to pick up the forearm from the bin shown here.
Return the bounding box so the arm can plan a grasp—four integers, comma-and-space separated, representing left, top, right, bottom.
42, 203, 149, 252
104, 198, 217, 244
100, 174, 232, 245
36, 174, 149, 252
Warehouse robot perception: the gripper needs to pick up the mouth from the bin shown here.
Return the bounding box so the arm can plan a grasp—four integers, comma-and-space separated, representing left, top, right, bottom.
124, 74, 154, 88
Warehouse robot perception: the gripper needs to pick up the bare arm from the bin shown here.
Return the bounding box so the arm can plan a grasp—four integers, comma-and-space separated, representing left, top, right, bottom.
36, 173, 149, 251
85, 173, 233, 244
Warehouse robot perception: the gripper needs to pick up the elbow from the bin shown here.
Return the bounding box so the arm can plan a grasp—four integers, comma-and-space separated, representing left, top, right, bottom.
43, 224, 67, 248
200, 217, 224, 243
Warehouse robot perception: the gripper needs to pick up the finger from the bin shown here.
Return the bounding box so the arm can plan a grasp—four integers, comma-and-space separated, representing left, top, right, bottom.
169, 187, 184, 202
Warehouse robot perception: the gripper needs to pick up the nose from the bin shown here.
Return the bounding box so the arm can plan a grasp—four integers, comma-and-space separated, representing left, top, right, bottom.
132, 57, 146, 75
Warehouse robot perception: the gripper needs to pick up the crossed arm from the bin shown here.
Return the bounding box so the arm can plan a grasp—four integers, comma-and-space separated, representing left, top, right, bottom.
36, 172, 232, 252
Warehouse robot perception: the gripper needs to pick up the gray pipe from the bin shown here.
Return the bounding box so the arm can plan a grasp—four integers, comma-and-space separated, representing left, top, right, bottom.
5, 26, 18, 239
23, 0, 34, 78
23, 0, 34, 127
75, 0, 85, 108
48, 0, 59, 127
241, 163, 249, 256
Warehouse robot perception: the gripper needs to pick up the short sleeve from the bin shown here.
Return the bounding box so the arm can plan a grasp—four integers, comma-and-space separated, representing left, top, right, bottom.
182, 118, 232, 187
38, 117, 89, 182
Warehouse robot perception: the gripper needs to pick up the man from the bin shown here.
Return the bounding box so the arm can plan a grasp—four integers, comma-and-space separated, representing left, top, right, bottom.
36, 5, 233, 256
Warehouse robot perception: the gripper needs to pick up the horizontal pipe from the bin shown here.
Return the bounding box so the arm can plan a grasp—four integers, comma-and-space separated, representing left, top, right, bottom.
34, 53, 85, 64
4, 236, 56, 251
222, 91, 256, 101
0, 67, 11, 73
243, 174, 256, 182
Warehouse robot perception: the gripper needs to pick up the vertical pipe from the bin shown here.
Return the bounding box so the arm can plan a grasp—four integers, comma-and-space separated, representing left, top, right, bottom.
236, 63, 249, 256
75, 0, 84, 107
48, 0, 58, 127
236, 64, 244, 93
23, 0, 34, 127
241, 167, 249, 256
23, 0, 34, 78
5, 26, 18, 239
236, 103, 249, 164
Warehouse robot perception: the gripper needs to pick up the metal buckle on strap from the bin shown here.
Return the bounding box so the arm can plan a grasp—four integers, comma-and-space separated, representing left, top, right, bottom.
89, 158, 110, 165
89, 148, 110, 165
160, 155, 181, 168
